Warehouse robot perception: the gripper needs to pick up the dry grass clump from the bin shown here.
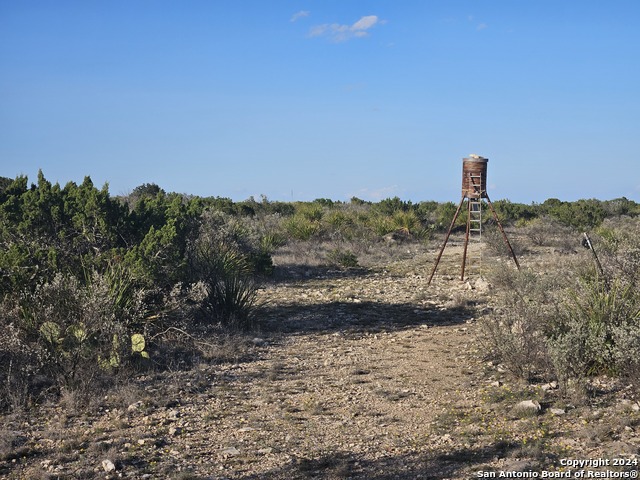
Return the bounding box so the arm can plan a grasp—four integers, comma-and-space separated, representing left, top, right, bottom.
480, 267, 559, 382
482, 225, 527, 258
596, 216, 640, 284
523, 216, 579, 250
272, 235, 431, 276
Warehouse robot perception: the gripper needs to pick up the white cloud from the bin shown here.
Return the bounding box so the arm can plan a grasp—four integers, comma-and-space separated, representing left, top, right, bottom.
290, 10, 310, 22
352, 15, 378, 31
309, 15, 384, 42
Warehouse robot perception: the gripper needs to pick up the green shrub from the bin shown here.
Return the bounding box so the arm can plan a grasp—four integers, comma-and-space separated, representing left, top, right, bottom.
374, 196, 412, 216
547, 277, 640, 380
483, 219, 640, 394
491, 199, 538, 225
433, 201, 467, 231
1, 269, 148, 407
0, 172, 131, 294
327, 248, 359, 269
542, 198, 606, 229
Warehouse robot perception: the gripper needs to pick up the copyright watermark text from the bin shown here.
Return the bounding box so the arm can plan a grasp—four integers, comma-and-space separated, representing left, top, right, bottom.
476, 457, 638, 478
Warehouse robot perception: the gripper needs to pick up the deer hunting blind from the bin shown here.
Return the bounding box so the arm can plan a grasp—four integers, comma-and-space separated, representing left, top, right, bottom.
427, 155, 520, 285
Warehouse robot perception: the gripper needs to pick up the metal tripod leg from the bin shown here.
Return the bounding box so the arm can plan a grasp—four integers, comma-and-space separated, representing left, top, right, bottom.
428, 196, 465, 285
485, 194, 520, 270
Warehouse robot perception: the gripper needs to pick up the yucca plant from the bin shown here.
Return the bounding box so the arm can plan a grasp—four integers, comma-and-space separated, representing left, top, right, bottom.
370, 214, 395, 237
189, 219, 259, 328
283, 214, 321, 241
296, 203, 324, 222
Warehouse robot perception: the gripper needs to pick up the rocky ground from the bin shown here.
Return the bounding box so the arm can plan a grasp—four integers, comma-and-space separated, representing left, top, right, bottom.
1, 240, 639, 479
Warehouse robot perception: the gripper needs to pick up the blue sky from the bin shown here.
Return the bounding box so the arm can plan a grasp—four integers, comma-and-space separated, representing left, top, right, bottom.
1, 1, 639, 203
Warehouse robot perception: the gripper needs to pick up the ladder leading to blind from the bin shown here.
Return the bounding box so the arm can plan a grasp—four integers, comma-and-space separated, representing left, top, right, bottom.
463, 174, 484, 277
466, 198, 483, 275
